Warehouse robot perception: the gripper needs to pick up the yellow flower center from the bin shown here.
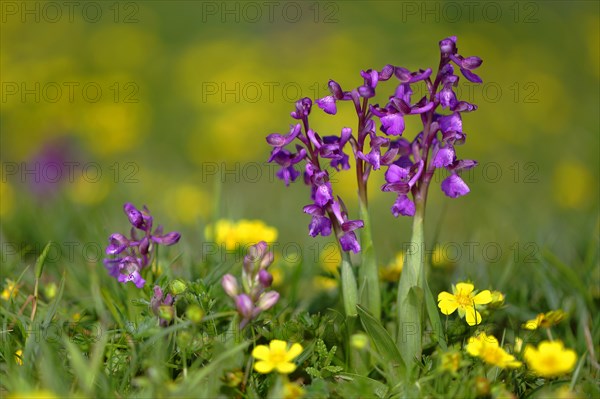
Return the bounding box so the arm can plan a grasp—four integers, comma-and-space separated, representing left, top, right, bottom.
455, 292, 474, 308
269, 349, 287, 365
540, 354, 558, 369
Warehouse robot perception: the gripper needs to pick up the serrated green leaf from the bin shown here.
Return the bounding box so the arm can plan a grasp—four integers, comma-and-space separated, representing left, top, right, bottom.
305, 366, 321, 378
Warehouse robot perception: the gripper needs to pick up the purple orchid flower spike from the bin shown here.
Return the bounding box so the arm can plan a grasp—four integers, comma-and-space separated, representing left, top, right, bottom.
103, 203, 181, 288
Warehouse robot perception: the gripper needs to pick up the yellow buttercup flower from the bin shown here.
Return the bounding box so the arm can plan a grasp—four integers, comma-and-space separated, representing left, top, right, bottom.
252, 340, 303, 374
437, 282, 492, 326
1, 279, 19, 301
205, 219, 278, 251
379, 251, 404, 282
466, 333, 522, 369
523, 310, 566, 330
524, 340, 577, 378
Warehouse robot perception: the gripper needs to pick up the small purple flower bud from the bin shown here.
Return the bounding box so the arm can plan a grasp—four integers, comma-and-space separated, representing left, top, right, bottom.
124, 203, 144, 229
379, 64, 394, 81
266, 124, 301, 147
291, 98, 312, 119
452, 101, 477, 112
460, 68, 483, 83
152, 231, 181, 246
139, 236, 150, 255
260, 251, 274, 270
258, 269, 273, 288
461, 56, 483, 70
256, 291, 279, 311
222, 274, 239, 298
394, 67, 412, 83
441, 174, 470, 198
358, 85, 375, 98
439, 36, 457, 55
235, 294, 254, 318
328, 80, 344, 99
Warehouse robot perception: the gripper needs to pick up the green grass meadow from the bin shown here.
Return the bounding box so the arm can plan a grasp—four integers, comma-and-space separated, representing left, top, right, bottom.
1, 1, 599, 398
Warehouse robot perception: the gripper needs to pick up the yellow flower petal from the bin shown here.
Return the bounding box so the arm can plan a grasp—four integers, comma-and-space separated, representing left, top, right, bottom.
455, 283, 474, 295
473, 290, 492, 305
465, 308, 483, 326
270, 339, 287, 353
276, 361, 297, 374
438, 299, 459, 315
437, 291, 454, 302
251, 345, 270, 361
285, 343, 303, 361
254, 360, 274, 374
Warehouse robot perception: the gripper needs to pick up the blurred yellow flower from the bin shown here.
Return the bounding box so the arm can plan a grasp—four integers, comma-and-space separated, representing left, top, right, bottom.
524, 340, 577, 378
350, 333, 369, 350
514, 337, 524, 353
523, 310, 566, 330
1, 279, 19, 301
466, 333, 522, 369
283, 381, 305, 399
553, 161, 594, 209
164, 184, 211, 225
313, 276, 338, 292
270, 264, 284, 287
488, 290, 505, 308
14, 349, 23, 366
319, 244, 341, 276
437, 282, 492, 326
430, 244, 455, 270
80, 102, 148, 156
65, 175, 109, 205
379, 251, 404, 282
252, 340, 303, 374
8, 391, 58, 399
439, 350, 462, 374
0, 180, 14, 217
205, 219, 278, 251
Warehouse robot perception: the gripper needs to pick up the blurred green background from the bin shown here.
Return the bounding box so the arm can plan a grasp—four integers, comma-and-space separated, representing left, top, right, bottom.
1, 1, 598, 270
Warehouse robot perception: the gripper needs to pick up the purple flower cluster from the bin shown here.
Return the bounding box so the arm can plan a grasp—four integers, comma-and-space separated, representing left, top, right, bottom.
103, 203, 181, 288
267, 100, 364, 253
221, 241, 279, 329
267, 36, 482, 228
